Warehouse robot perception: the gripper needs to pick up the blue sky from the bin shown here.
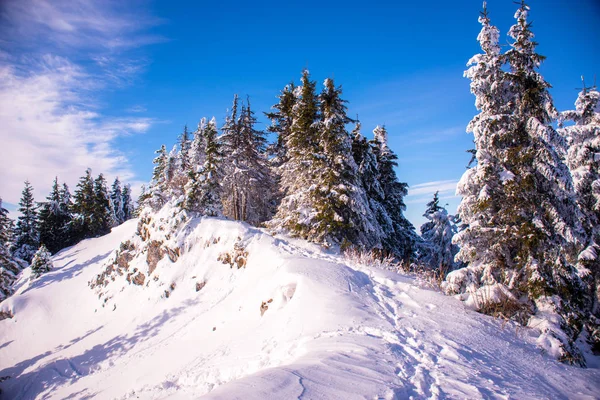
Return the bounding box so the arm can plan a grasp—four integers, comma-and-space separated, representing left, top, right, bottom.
1, 0, 599, 229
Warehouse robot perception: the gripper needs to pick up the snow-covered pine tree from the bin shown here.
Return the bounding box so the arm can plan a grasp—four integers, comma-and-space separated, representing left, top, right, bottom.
185, 118, 223, 216
121, 184, 134, 222
370, 125, 417, 262
13, 180, 39, 264
559, 81, 600, 352
419, 191, 443, 241
0, 198, 19, 302
419, 192, 457, 275
446, 1, 589, 365
221, 95, 274, 225
179, 125, 192, 173
30, 244, 53, 279
148, 145, 169, 209
71, 169, 96, 241
265, 82, 296, 168
266, 70, 322, 241
59, 183, 74, 246
351, 121, 396, 251
448, 2, 508, 295
110, 177, 125, 226
92, 174, 113, 237
38, 177, 72, 254
312, 78, 382, 249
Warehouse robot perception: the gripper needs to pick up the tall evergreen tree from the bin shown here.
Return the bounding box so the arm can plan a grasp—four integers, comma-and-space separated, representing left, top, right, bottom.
265, 82, 296, 168
185, 118, 223, 216
419, 192, 457, 275
370, 126, 417, 261
559, 81, 600, 351
71, 169, 95, 241
221, 95, 275, 225
110, 177, 125, 226
38, 177, 72, 254
121, 184, 134, 221
312, 78, 382, 248
13, 180, 39, 263
179, 125, 192, 173
92, 174, 113, 236
446, 2, 589, 365
0, 198, 19, 301
267, 70, 322, 241
148, 145, 169, 209
59, 183, 74, 246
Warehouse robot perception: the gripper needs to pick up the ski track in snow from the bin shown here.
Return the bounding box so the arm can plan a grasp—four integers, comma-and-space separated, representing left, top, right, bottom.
0, 218, 599, 399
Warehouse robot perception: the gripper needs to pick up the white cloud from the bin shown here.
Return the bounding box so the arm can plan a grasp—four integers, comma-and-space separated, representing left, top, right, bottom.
0, 0, 163, 204
407, 179, 460, 199
0, 62, 153, 204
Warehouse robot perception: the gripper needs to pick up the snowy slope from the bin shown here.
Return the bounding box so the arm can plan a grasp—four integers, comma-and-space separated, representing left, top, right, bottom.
0, 217, 599, 399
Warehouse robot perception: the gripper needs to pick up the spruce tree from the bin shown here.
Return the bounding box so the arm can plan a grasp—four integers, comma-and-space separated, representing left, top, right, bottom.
221, 95, 274, 225
447, 2, 589, 365
121, 184, 134, 221
312, 78, 382, 248
559, 82, 600, 351
370, 126, 417, 261
38, 177, 71, 254
179, 125, 192, 173
71, 169, 95, 241
419, 192, 457, 275
267, 70, 322, 240
148, 145, 169, 209
266, 82, 296, 168
13, 180, 39, 263
110, 177, 124, 226
30, 244, 53, 279
0, 198, 19, 301
59, 183, 74, 246
92, 174, 113, 236
185, 118, 223, 216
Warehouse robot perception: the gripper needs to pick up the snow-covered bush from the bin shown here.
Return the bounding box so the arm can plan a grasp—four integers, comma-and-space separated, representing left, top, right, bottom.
30, 245, 53, 279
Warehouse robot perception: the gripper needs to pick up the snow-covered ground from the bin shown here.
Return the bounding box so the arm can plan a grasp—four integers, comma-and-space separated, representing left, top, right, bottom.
0, 218, 599, 399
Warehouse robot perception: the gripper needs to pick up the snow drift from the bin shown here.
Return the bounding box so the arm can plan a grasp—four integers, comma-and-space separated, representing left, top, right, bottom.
0, 214, 599, 399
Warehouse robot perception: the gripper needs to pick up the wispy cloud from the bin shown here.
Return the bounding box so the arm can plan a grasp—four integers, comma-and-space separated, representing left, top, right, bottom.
406, 179, 460, 204
0, 0, 163, 204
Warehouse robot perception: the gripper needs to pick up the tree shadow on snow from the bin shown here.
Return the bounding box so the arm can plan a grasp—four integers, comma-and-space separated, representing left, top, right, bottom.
0, 300, 195, 399
21, 251, 113, 295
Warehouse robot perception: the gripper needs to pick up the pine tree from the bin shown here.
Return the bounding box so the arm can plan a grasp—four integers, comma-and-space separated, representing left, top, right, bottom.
92, 174, 113, 236
559, 81, 600, 351
38, 177, 71, 254
59, 183, 74, 246
121, 184, 134, 221
351, 121, 394, 249
179, 125, 192, 173
110, 177, 124, 226
419, 191, 443, 238
267, 70, 322, 240
312, 78, 382, 248
148, 145, 169, 209
71, 169, 96, 241
266, 82, 296, 168
221, 95, 275, 225
30, 244, 53, 279
446, 2, 589, 365
185, 118, 223, 216
13, 180, 39, 263
370, 126, 417, 261
419, 192, 457, 275
0, 198, 19, 302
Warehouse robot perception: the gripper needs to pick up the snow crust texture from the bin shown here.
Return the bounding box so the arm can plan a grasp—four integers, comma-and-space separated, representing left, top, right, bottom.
1, 218, 599, 399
